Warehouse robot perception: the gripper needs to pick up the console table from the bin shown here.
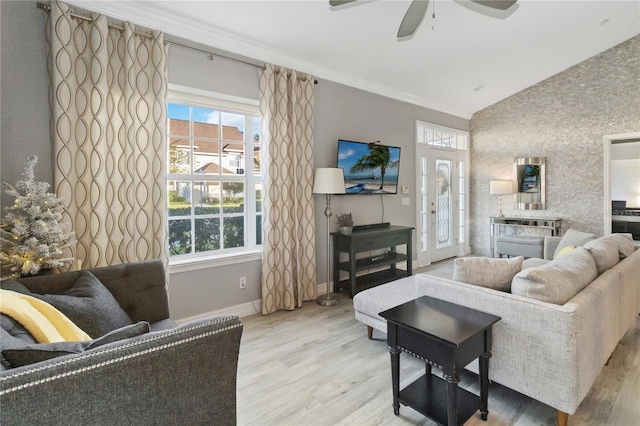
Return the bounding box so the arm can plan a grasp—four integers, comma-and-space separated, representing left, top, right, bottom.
490, 216, 562, 258
332, 224, 413, 297
380, 296, 501, 426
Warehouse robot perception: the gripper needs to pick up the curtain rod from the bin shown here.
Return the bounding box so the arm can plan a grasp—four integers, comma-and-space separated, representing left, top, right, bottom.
37, 2, 318, 85
164, 40, 318, 84
37, 2, 151, 37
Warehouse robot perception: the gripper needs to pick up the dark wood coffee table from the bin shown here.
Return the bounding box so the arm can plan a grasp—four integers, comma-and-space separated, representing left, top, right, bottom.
379, 296, 501, 426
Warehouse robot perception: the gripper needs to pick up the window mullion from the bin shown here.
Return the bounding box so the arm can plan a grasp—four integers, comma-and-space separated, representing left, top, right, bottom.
167, 93, 260, 259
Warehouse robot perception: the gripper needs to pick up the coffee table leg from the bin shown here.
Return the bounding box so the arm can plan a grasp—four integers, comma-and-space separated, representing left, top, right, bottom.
389, 346, 401, 415
479, 351, 491, 421
445, 372, 459, 426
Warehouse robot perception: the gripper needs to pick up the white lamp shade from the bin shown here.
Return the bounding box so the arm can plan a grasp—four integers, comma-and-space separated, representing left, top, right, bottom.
490, 180, 514, 195
313, 168, 346, 194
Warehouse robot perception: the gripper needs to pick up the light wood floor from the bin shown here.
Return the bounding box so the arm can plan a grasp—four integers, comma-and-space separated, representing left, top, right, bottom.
236, 262, 640, 426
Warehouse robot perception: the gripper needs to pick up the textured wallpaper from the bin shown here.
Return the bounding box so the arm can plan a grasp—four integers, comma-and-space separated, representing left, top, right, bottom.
470, 35, 640, 256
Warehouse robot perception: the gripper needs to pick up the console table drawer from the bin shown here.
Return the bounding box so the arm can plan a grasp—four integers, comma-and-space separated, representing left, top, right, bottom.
353, 237, 382, 251
353, 232, 408, 251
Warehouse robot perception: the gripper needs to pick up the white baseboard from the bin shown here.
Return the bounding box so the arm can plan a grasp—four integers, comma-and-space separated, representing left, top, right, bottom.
176, 281, 330, 324
175, 299, 262, 324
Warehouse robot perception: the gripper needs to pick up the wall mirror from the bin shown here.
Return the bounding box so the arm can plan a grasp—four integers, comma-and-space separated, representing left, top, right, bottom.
515, 157, 545, 210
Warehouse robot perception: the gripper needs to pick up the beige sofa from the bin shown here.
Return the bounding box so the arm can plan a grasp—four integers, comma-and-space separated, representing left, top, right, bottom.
353, 233, 639, 426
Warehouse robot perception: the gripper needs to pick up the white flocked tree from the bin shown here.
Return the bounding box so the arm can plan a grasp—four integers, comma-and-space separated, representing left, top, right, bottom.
0, 156, 75, 277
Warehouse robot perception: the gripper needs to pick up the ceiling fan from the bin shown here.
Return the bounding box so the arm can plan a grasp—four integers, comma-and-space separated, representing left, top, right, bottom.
329, 0, 518, 39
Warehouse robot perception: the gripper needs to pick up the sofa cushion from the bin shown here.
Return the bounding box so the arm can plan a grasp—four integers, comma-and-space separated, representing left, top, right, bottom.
453, 256, 524, 291
511, 246, 597, 304
583, 237, 620, 274
7, 271, 133, 338
553, 229, 597, 259
1, 321, 150, 368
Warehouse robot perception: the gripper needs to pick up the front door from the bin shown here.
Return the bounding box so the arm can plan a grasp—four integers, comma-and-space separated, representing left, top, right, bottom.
417, 147, 460, 266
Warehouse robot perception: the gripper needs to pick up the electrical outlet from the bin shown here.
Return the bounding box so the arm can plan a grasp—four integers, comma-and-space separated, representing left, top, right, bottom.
239, 276, 247, 289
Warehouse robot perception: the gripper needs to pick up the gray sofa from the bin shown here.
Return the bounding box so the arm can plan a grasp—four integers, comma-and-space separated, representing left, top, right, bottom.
354, 233, 639, 426
0, 259, 243, 426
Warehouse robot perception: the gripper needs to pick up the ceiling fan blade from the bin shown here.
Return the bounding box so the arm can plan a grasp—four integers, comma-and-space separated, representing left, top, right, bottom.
469, 0, 517, 11
329, 0, 357, 6
397, 0, 430, 38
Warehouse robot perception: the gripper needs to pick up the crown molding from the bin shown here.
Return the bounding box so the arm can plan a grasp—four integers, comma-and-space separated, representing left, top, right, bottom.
66, 1, 472, 119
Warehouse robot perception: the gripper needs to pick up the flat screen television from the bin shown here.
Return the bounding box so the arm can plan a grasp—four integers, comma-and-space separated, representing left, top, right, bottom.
336, 139, 401, 194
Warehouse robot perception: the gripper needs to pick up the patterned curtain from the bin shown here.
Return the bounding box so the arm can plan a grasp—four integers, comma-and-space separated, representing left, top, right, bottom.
46, 1, 168, 268
259, 64, 317, 314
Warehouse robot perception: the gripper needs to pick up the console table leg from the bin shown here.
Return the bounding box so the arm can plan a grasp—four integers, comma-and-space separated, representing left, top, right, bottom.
389, 346, 401, 415
479, 351, 492, 421
445, 372, 459, 426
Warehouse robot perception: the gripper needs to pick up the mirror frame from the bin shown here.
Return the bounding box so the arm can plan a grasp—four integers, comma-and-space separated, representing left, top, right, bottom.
515, 157, 546, 210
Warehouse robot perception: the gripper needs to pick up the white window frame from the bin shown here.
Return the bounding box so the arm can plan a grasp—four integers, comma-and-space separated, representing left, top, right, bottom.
167, 84, 262, 272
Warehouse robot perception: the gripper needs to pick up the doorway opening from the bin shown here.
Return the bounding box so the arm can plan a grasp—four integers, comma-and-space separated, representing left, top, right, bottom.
416, 121, 470, 267
604, 132, 640, 242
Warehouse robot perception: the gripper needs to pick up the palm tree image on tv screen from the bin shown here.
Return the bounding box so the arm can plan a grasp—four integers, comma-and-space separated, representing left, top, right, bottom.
337, 140, 401, 194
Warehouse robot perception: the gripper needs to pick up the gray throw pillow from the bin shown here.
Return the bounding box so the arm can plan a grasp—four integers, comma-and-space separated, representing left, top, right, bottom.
607, 233, 636, 258
2, 322, 150, 368
453, 256, 524, 291
583, 237, 619, 274
553, 228, 597, 259
20, 271, 133, 338
511, 247, 597, 304
0, 279, 30, 294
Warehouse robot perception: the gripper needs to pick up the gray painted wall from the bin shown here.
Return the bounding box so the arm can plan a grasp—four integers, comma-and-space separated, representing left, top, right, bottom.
0, 1, 51, 211
0, 1, 468, 320
314, 79, 468, 287
469, 35, 640, 257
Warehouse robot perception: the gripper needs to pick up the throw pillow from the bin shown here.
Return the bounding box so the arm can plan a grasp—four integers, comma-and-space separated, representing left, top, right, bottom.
0, 289, 91, 343
453, 256, 524, 292
555, 245, 576, 258
511, 247, 597, 304
25, 271, 133, 338
607, 233, 636, 258
583, 237, 619, 274
0, 279, 31, 294
2, 322, 150, 368
553, 229, 597, 259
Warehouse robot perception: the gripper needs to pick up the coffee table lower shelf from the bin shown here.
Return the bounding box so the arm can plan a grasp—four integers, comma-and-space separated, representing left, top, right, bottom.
399, 374, 480, 426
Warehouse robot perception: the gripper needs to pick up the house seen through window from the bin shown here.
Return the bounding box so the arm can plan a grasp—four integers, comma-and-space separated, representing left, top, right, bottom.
167, 94, 262, 258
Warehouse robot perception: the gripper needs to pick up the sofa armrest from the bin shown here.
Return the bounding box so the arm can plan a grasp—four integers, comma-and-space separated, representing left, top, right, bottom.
543, 236, 562, 259
0, 315, 243, 425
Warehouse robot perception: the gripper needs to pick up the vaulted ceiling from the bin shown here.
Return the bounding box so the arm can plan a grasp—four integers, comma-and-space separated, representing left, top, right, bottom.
68, 1, 640, 119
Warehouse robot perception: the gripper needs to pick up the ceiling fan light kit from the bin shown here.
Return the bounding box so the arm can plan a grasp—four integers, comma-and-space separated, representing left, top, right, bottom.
330, 0, 518, 40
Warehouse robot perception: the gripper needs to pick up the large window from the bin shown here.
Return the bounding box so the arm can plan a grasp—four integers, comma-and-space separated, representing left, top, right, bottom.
167, 90, 262, 259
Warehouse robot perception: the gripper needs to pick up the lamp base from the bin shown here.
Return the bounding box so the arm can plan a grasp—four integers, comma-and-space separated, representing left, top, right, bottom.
317, 293, 340, 306
497, 209, 505, 217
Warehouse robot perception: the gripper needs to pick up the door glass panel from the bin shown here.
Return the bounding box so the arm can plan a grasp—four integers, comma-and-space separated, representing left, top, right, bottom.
420, 157, 428, 252
436, 159, 452, 249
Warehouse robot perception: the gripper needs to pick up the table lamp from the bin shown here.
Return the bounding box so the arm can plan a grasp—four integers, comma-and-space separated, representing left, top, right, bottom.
490, 180, 514, 217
